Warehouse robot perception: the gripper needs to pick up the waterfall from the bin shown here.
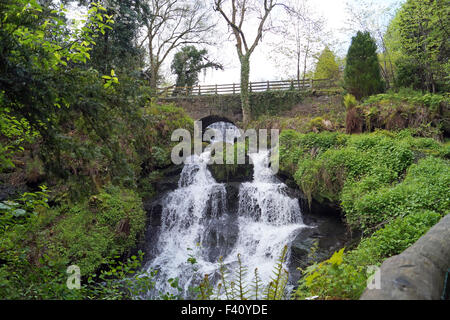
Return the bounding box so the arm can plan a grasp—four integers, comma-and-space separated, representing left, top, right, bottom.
143, 122, 305, 299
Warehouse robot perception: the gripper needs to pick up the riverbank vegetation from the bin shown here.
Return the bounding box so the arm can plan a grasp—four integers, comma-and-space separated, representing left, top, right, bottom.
279, 129, 449, 299
0, 0, 449, 300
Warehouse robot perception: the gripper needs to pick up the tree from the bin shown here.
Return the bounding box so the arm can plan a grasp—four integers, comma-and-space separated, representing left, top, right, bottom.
344, 31, 384, 100
271, 0, 327, 83
0, 0, 113, 138
344, 0, 399, 89
170, 46, 223, 95
394, 0, 449, 93
214, 0, 278, 124
137, 0, 215, 89
314, 47, 339, 80
70, 0, 146, 76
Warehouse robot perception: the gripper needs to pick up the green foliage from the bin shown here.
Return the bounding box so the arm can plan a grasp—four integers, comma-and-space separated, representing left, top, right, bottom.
49, 186, 146, 274
84, 251, 156, 300
0, 185, 146, 298
85, 0, 146, 76
264, 245, 289, 300
196, 246, 290, 300
293, 132, 415, 204
347, 210, 442, 267
160, 277, 183, 300
344, 31, 385, 99
0, 92, 39, 172
249, 90, 305, 118
344, 157, 450, 232
394, 57, 425, 90
362, 90, 449, 113
171, 46, 223, 94
0, 186, 49, 233
314, 47, 340, 80
343, 94, 357, 110
279, 130, 348, 176
0, 0, 113, 137
293, 247, 364, 300
351, 90, 449, 138
394, 0, 449, 92
280, 130, 449, 232
295, 210, 442, 299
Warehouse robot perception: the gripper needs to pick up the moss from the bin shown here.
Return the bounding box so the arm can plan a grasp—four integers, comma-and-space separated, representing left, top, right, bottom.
207, 141, 253, 182
349, 90, 449, 138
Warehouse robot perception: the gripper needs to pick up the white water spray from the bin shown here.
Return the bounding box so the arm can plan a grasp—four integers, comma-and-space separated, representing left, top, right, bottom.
143, 122, 305, 299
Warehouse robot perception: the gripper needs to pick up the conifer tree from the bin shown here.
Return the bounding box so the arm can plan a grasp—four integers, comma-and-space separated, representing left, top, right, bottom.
344, 31, 384, 99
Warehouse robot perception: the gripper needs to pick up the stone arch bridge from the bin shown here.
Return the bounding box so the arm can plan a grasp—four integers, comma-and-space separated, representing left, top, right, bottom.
156, 78, 338, 127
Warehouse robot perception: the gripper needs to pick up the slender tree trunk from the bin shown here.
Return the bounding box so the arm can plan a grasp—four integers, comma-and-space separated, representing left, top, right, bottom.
302, 44, 309, 85
240, 55, 251, 124
147, 30, 158, 89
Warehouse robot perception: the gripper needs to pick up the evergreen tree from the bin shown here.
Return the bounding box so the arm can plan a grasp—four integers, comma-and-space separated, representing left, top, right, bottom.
170, 46, 223, 95
71, 0, 146, 76
314, 47, 340, 80
344, 31, 384, 99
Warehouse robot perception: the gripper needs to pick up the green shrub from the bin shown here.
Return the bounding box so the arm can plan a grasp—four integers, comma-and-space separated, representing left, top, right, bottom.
347, 210, 442, 267
0, 185, 146, 298
345, 157, 449, 232
343, 94, 357, 110
293, 133, 414, 205
279, 130, 347, 176
295, 210, 442, 300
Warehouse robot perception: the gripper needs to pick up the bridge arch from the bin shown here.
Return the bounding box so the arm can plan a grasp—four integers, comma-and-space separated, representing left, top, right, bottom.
197, 115, 236, 131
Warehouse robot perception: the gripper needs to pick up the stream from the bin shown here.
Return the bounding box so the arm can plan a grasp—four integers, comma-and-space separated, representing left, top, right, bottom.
140, 122, 347, 299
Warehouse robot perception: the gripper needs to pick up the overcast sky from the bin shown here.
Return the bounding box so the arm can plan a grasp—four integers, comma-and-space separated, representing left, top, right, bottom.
67, 0, 402, 86
198, 0, 402, 85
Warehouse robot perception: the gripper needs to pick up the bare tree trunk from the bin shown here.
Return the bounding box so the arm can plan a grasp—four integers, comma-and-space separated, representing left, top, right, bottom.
302, 42, 310, 84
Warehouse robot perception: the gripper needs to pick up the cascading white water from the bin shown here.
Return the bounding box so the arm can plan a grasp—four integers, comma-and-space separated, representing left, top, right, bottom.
223, 150, 305, 295
143, 122, 305, 299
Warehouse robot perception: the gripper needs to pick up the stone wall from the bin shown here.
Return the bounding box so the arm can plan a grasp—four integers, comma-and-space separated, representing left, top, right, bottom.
360, 214, 450, 300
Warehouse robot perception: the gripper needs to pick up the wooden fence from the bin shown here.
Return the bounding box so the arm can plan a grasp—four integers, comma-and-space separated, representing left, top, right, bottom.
157, 78, 337, 97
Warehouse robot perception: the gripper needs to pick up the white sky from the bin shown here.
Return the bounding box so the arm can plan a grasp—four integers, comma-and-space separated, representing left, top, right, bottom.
67, 0, 402, 86
198, 0, 401, 85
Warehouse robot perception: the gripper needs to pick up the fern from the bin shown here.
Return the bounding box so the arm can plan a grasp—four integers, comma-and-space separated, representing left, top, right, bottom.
198, 274, 213, 300
199, 247, 291, 300
252, 267, 263, 300
218, 256, 232, 299
265, 245, 289, 300
235, 253, 249, 300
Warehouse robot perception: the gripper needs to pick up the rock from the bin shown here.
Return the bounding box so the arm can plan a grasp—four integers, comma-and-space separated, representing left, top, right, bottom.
289, 203, 349, 280
207, 162, 253, 183
360, 214, 450, 300
201, 215, 239, 262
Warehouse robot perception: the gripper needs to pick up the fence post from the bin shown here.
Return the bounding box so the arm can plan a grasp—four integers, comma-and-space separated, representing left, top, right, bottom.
198, 85, 201, 95
215, 84, 218, 95
267, 80, 270, 91
250, 82, 252, 93
233, 83, 235, 94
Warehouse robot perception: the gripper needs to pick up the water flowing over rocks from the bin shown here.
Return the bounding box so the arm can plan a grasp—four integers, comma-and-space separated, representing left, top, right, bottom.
140, 122, 348, 299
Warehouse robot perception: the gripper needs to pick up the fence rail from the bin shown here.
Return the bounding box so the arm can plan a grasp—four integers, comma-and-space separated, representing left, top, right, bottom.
157, 78, 337, 97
